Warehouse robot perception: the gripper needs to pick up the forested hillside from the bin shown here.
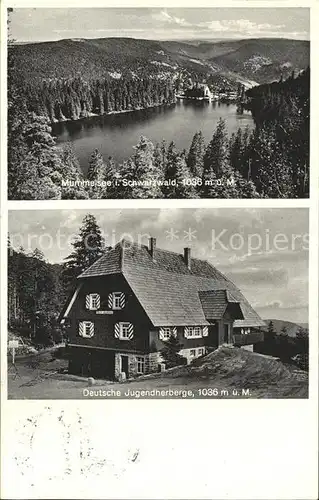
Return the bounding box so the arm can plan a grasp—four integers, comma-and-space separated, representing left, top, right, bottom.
11, 37, 309, 84
25, 77, 176, 122
245, 68, 309, 197
8, 246, 64, 346
211, 38, 309, 83
255, 320, 309, 371
7, 215, 104, 346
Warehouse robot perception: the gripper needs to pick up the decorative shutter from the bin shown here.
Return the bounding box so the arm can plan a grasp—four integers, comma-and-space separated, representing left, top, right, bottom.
184, 327, 189, 339
88, 322, 94, 337
202, 326, 208, 337
172, 327, 177, 337
79, 322, 85, 336
95, 295, 100, 309
108, 293, 113, 309
114, 322, 120, 338
127, 323, 134, 340
85, 295, 91, 309
159, 327, 165, 341
119, 293, 125, 308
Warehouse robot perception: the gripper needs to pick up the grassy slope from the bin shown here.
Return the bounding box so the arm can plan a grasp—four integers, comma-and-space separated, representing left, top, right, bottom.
8, 345, 308, 399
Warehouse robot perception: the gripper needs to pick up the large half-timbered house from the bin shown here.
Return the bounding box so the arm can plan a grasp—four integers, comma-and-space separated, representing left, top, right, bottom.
60, 238, 264, 380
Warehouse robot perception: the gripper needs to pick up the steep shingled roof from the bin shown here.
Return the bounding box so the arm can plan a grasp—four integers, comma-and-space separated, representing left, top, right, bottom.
198, 290, 244, 320
77, 240, 265, 328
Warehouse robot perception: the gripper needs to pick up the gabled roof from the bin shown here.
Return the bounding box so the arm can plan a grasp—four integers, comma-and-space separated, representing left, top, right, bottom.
77, 240, 265, 328
79, 243, 122, 277
198, 290, 244, 320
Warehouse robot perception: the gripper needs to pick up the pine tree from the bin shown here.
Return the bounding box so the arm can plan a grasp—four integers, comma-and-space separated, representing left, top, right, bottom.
229, 127, 245, 174
160, 335, 187, 369
187, 131, 205, 178
8, 111, 63, 200
127, 136, 163, 198
280, 326, 288, 336
103, 156, 119, 198
202, 118, 233, 197
61, 214, 104, 293
249, 128, 293, 198
87, 149, 107, 198
60, 143, 87, 199
295, 327, 309, 371
153, 142, 164, 172
169, 153, 197, 198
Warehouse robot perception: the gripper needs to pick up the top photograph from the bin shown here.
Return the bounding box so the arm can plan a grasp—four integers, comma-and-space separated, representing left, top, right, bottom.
7, 7, 310, 200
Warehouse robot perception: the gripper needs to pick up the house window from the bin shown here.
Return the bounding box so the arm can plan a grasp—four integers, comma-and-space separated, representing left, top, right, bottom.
86, 293, 100, 310
136, 356, 145, 374
190, 349, 196, 357
241, 328, 250, 335
159, 327, 177, 341
185, 326, 202, 338
197, 347, 205, 356
161, 327, 172, 340
79, 321, 94, 338
115, 322, 134, 340
109, 292, 125, 310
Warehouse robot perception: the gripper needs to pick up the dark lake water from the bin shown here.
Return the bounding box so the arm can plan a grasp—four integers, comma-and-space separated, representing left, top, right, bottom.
53, 101, 254, 173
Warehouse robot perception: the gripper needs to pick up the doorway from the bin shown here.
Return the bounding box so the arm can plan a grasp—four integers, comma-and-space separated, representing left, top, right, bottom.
120, 355, 129, 378
224, 324, 231, 344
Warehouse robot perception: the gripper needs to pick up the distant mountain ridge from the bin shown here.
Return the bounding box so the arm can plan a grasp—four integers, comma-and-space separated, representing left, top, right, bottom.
263, 319, 309, 337
10, 36, 309, 85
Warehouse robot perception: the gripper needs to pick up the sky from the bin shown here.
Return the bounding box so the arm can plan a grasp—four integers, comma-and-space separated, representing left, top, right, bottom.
9, 8, 309, 43
8, 208, 309, 324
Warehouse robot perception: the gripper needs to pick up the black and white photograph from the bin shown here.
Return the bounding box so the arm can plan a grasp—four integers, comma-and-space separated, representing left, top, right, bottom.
8, 7, 310, 200
7, 208, 309, 399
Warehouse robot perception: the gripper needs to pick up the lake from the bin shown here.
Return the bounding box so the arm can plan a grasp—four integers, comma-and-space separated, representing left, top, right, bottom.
53, 101, 254, 173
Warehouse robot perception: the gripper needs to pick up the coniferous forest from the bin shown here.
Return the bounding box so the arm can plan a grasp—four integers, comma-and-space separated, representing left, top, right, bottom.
8, 30, 310, 200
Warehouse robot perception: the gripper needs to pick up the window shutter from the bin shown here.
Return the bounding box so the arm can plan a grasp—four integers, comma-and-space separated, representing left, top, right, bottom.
184, 327, 189, 339
119, 293, 125, 308
202, 326, 208, 337
85, 295, 91, 309
172, 327, 177, 337
79, 322, 85, 336
159, 327, 165, 341
128, 323, 134, 340
95, 295, 100, 309
114, 322, 120, 338
108, 293, 113, 309
88, 322, 94, 337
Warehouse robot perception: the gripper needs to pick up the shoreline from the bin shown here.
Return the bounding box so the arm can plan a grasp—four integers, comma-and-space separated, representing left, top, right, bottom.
51, 101, 177, 126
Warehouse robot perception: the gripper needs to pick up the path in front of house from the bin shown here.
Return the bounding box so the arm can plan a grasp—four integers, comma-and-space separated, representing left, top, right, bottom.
7, 351, 307, 400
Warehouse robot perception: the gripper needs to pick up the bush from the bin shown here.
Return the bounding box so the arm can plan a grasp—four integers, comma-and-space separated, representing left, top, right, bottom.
161, 335, 187, 369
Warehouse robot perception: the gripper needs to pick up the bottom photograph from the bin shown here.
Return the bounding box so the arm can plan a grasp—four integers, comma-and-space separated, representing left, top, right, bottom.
7, 208, 309, 399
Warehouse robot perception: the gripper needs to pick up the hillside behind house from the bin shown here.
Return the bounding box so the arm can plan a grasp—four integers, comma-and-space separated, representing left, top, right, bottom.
263, 319, 309, 337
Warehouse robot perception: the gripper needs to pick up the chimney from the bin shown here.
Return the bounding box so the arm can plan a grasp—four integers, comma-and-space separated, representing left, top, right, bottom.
149, 237, 156, 259
184, 247, 191, 270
